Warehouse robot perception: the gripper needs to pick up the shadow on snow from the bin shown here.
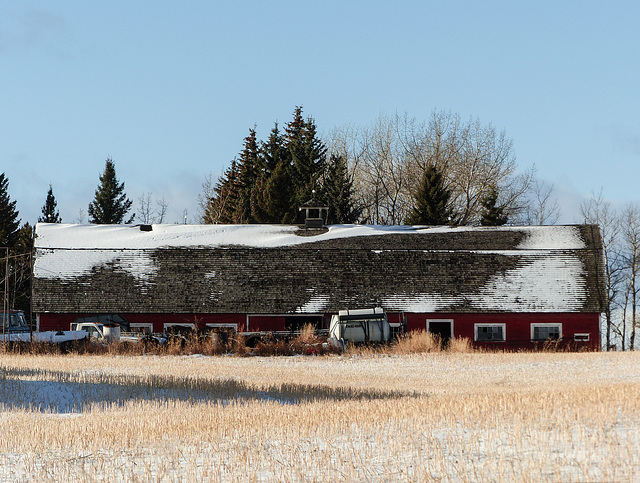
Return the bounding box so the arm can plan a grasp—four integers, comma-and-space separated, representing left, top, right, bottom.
0, 367, 419, 414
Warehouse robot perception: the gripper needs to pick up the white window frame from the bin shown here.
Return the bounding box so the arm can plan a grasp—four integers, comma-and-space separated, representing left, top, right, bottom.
426, 319, 454, 338
574, 333, 590, 342
531, 323, 562, 341
474, 323, 506, 342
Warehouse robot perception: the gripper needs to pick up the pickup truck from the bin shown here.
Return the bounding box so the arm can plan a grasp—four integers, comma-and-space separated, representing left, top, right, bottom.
1, 310, 88, 343
70, 322, 165, 345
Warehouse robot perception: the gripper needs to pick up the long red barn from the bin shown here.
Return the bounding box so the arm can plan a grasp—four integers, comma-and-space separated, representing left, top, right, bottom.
32, 223, 606, 350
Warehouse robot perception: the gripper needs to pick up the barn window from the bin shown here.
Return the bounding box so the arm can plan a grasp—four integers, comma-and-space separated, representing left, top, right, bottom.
163, 323, 196, 335
129, 323, 154, 335
474, 324, 505, 342
205, 323, 238, 334
531, 323, 562, 341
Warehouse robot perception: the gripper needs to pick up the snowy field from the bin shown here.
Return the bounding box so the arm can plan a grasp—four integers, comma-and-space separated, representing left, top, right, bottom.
1, 351, 639, 481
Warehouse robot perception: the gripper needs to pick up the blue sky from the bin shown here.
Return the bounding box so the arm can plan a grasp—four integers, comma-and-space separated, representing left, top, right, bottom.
1, 1, 638, 225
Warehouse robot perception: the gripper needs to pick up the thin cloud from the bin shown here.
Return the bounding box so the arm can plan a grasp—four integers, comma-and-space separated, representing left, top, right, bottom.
0, 9, 67, 55
609, 124, 640, 157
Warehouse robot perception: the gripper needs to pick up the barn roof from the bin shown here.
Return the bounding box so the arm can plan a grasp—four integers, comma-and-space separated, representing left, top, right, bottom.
32, 223, 606, 315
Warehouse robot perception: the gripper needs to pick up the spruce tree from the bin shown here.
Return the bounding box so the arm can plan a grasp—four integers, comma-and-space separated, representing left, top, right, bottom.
0, 173, 21, 246
259, 160, 294, 224
203, 161, 241, 224
252, 124, 289, 223
12, 223, 34, 314
260, 123, 287, 175
480, 185, 508, 226
285, 107, 327, 221
88, 158, 134, 224
38, 184, 62, 223
203, 107, 328, 225
324, 154, 361, 224
234, 129, 260, 223
406, 165, 454, 225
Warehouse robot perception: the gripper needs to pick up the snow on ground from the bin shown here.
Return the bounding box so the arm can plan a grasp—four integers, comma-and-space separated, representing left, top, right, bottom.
3, 351, 639, 413
0, 352, 639, 481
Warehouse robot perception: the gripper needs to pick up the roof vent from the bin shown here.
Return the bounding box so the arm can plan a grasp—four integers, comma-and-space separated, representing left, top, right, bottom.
139, 224, 153, 232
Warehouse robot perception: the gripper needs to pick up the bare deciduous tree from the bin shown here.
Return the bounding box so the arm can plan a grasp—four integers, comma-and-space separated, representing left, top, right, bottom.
197, 173, 217, 223
137, 192, 153, 224
156, 197, 168, 224
137, 192, 169, 224
358, 115, 412, 224
75, 208, 85, 224
522, 177, 561, 225
621, 203, 640, 350
580, 190, 623, 350
329, 110, 532, 225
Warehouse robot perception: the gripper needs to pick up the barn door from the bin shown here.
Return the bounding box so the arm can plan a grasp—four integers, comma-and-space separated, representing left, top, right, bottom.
426, 319, 453, 346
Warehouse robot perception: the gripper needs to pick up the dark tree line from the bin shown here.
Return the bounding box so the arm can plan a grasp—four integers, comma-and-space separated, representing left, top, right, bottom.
18, 108, 521, 231
0, 159, 136, 317
36, 158, 135, 225
204, 108, 513, 228
202, 107, 360, 225
0, 173, 33, 315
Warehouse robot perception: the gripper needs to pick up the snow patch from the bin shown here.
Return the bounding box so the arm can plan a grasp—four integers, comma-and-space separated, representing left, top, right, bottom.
34, 248, 158, 285
515, 226, 586, 250
295, 290, 331, 313
382, 254, 586, 313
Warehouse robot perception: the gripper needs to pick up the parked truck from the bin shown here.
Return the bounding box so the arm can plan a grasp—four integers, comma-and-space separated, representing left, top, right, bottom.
70, 321, 165, 345
1, 310, 88, 343
0, 310, 162, 346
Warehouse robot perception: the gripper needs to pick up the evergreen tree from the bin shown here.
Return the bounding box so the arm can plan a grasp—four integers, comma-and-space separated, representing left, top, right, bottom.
12, 223, 34, 315
260, 123, 287, 175
405, 165, 454, 225
202, 107, 329, 225
0, 173, 21, 246
203, 160, 241, 224
285, 107, 328, 221
88, 158, 134, 224
252, 124, 290, 223
323, 154, 361, 224
256, 160, 294, 224
38, 184, 62, 223
480, 185, 508, 226
234, 129, 260, 223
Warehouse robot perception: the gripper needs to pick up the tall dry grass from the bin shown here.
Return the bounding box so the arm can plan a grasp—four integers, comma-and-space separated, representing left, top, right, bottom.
345, 330, 474, 355
0, 351, 639, 481
390, 330, 442, 354
0, 326, 339, 358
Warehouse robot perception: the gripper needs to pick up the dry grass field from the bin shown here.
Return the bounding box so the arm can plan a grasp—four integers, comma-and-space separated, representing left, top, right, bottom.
0, 344, 639, 481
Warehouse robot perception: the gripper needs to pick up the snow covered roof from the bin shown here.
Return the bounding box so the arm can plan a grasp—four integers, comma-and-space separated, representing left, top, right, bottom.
32, 223, 606, 315
34, 223, 587, 250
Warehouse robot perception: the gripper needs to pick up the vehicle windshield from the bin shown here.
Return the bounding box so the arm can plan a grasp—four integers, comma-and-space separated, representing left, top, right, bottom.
1, 312, 29, 330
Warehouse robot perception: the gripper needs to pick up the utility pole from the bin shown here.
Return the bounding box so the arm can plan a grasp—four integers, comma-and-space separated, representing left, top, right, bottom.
2, 247, 8, 340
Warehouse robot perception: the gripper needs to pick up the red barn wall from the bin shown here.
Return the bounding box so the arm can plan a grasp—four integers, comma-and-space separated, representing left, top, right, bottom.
404, 312, 600, 350
37, 311, 601, 350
